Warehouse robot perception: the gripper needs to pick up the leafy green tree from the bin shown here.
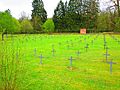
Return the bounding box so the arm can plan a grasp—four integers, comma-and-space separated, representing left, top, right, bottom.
42, 19, 55, 33
0, 10, 21, 40
31, 0, 47, 32
32, 16, 43, 32
114, 17, 120, 32
97, 12, 113, 32
21, 19, 33, 33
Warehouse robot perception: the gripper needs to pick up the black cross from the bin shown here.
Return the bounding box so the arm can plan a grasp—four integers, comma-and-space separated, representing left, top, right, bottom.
68, 56, 75, 67
39, 54, 44, 64
104, 47, 110, 62
107, 60, 116, 74
51, 49, 56, 56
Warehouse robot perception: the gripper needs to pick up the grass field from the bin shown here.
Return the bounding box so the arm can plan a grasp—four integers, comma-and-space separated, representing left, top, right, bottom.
0, 33, 120, 90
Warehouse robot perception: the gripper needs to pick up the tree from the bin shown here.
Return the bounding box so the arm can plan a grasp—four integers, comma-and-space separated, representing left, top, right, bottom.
31, 0, 47, 32
66, 0, 81, 31
21, 19, 33, 33
42, 19, 55, 33
97, 12, 109, 32
110, 0, 120, 17
52, 0, 99, 33
53, 0, 65, 32
0, 10, 21, 40
114, 16, 120, 32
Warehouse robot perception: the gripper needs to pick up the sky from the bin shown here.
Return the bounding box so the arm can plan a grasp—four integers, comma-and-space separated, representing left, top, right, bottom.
0, 0, 113, 19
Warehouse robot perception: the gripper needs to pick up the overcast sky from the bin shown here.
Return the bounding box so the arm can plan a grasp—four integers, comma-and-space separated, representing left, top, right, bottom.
0, 0, 113, 19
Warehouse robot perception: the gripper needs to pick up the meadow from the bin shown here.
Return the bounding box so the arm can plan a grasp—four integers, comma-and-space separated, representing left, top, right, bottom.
0, 33, 120, 90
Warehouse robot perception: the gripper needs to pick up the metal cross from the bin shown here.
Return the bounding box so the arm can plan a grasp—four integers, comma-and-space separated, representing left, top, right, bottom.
51, 49, 56, 56
68, 56, 75, 67
104, 47, 110, 62
104, 43, 106, 49
76, 50, 81, 56
104, 34, 106, 42
107, 60, 116, 74
39, 54, 44, 64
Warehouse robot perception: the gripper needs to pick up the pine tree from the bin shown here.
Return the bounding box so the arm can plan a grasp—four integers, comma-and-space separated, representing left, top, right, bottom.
86, 0, 99, 30
79, 0, 99, 30
53, 0, 99, 33
66, 0, 81, 32
53, 0, 65, 32
31, 0, 47, 32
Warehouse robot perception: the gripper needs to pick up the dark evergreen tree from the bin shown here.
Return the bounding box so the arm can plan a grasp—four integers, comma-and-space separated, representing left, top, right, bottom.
53, 0, 99, 33
53, 0, 65, 32
79, 0, 99, 30
66, 0, 82, 32
86, 0, 99, 30
31, 0, 47, 32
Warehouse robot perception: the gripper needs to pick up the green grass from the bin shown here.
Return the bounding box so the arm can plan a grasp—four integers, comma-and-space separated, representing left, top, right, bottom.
0, 33, 120, 90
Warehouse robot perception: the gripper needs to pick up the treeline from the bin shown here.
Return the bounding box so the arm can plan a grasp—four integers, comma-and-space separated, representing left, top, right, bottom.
53, 0, 99, 33
52, 0, 120, 33
0, 0, 120, 37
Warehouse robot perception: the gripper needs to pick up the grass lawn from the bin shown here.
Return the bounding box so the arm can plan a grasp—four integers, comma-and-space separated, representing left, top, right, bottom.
0, 33, 120, 90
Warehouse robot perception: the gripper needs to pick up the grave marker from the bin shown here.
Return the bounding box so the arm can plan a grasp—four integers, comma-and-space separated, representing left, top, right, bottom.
107, 60, 116, 74
39, 54, 44, 64
104, 43, 106, 49
104, 47, 110, 62
51, 48, 56, 56
76, 50, 81, 57
68, 56, 75, 67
